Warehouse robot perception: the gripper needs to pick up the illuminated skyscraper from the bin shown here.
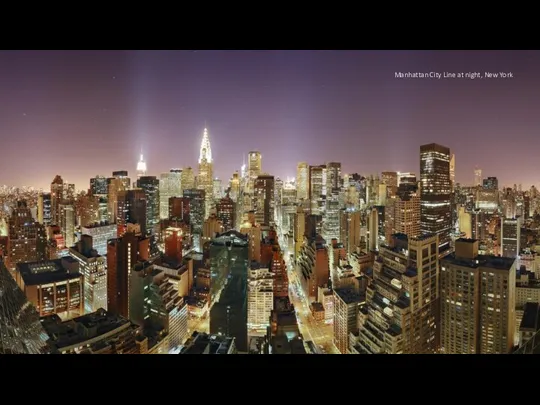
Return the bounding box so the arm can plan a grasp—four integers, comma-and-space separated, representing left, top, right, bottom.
216, 195, 235, 231
483, 177, 499, 190
309, 165, 325, 214
420, 143, 452, 256
229, 171, 240, 202
136, 151, 147, 180
385, 183, 421, 241
501, 217, 522, 258
248, 151, 262, 178
474, 167, 482, 187
326, 162, 342, 194
117, 189, 147, 236
159, 169, 182, 220
197, 128, 214, 217
107, 171, 131, 223
181, 167, 195, 191
90, 175, 108, 196
381, 171, 398, 197
59, 203, 75, 248
137, 176, 160, 239
296, 162, 309, 201
449, 154, 455, 191
50, 175, 64, 225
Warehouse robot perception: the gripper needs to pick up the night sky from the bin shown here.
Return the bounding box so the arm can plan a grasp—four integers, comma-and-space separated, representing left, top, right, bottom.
1, 50, 539, 191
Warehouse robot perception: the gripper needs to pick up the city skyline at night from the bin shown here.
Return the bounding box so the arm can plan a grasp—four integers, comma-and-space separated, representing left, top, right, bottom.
1, 50, 540, 190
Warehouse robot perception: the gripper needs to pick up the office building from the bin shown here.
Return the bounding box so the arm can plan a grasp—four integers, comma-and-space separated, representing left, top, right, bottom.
107, 232, 150, 318
209, 231, 249, 352
16, 257, 84, 320
169, 196, 190, 221
483, 177, 499, 190
216, 195, 235, 231
385, 183, 421, 241
80, 222, 117, 256
449, 154, 455, 191
37, 192, 52, 226
309, 165, 325, 213
381, 171, 398, 197
117, 189, 147, 236
159, 169, 182, 220
197, 127, 214, 218
322, 193, 340, 243
248, 151, 262, 179
420, 143, 452, 256
107, 171, 131, 223
326, 162, 342, 193
441, 238, 516, 354
59, 203, 75, 249
501, 217, 522, 259
254, 175, 274, 226
474, 167, 482, 187
90, 175, 108, 196
296, 162, 309, 201
69, 235, 107, 313
184, 189, 206, 251
137, 176, 160, 237
0, 260, 49, 354
181, 167, 195, 191
340, 210, 361, 255
271, 247, 288, 298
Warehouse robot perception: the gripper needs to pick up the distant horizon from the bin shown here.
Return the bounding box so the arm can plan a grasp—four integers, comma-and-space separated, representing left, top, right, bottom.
2, 50, 539, 190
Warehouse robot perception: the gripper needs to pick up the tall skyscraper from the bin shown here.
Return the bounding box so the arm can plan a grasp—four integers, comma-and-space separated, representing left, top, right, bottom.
137, 176, 160, 238
420, 143, 452, 256
229, 171, 240, 202
474, 167, 482, 187
216, 195, 235, 231
209, 231, 249, 352
159, 169, 182, 220
117, 189, 147, 236
50, 175, 64, 225
309, 165, 325, 213
90, 175, 108, 196
483, 177, 499, 190
253, 175, 275, 226
296, 162, 309, 201
37, 192, 52, 226
248, 151, 262, 178
183, 189, 206, 251
107, 232, 150, 318
59, 203, 75, 248
441, 239, 516, 354
326, 162, 342, 194
449, 154, 455, 191
501, 217, 522, 258
0, 260, 49, 354
136, 152, 147, 180
381, 171, 398, 197
247, 265, 274, 337
169, 196, 190, 221
107, 171, 131, 223
197, 128, 214, 218
340, 210, 361, 255
181, 167, 195, 191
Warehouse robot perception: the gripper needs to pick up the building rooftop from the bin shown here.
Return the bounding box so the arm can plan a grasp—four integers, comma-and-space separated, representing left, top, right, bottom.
311, 302, 324, 312
41, 308, 133, 351
181, 331, 235, 354
456, 238, 478, 244
334, 288, 361, 305
442, 254, 516, 272
17, 258, 82, 286
520, 303, 540, 332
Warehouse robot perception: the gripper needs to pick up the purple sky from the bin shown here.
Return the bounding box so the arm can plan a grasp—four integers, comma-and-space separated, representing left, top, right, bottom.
1, 50, 539, 190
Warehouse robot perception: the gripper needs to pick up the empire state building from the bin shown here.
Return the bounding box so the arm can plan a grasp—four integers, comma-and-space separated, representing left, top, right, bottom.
197, 127, 214, 218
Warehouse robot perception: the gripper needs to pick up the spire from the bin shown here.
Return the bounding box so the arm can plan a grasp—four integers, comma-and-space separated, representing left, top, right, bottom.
199, 127, 212, 164
137, 149, 147, 177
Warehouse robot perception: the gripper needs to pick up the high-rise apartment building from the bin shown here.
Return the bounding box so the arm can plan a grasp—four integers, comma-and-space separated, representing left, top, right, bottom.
501, 217, 522, 259
254, 175, 274, 226
441, 239, 516, 354
247, 265, 274, 337
209, 231, 249, 352
159, 169, 182, 220
80, 222, 117, 256
340, 210, 361, 255
69, 235, 107, 313
117, 189, 147, 236
295, 235, 330, 301
334, 288, 361, 353
356, 233, 439, 354
271, 247, 288, 298
296, 162, 309, 201
107, 171, 131, 223
381, 171, 398, 198
420, 143, 452, 256
168, 196, 190, 221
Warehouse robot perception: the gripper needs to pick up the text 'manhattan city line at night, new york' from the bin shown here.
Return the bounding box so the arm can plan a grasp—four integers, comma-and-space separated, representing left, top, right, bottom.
0, 128, 538, 355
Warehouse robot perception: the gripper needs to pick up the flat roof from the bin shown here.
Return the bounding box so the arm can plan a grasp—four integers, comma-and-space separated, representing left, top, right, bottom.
17, 259, 82, 286
181, 332, 234, 354
442, 254, 516, 272
520, 303, 540, 331
334, 288, 361, 305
